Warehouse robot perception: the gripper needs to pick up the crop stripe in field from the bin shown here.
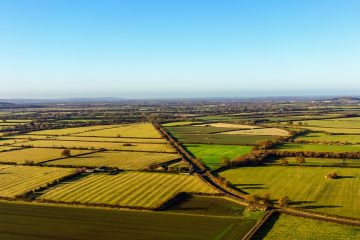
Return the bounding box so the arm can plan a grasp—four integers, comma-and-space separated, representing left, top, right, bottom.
109, 173, 163, 206
87, 174, 140, 203
129, 174, 176, 207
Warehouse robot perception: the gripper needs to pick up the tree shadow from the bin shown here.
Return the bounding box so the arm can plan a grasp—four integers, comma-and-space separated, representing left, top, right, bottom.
252, 212, 281, 240
336, 176, 355, 179
301, 205, 341, 210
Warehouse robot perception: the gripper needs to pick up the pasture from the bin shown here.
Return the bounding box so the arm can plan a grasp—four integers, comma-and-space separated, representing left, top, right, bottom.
162, 121, 200, 127
195, 123, 259, 129
275, 143, 360, 153
270, 157, 360, 167
0, 148, 91, 164
0, 201, 254, 240
254, 214, 360, 240
0, 165, 74, 197
184, 144, 253, 169
47, 151, 181, 169
29, 125, 116, 136
40, 172, 218, 208
295, 132, 360, 144
166, 125, 238, 135
220, 166, 360, 218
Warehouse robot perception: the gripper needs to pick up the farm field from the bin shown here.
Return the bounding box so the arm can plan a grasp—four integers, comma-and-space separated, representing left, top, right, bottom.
0, 165, 75, 197
168, 195, 247, 216
47, 151, 181, 169
0, 201, 253, 240
288, 118, 360, 129
173, 133, 274, 145
195, 123, 259, 129
6, 134, 167, 143
40, 172, 218, 208
0, 146, 19, 152
295, 132, 360, 144
301, 126, 360, 134
254, 214, 360, 240
0, 148, 92, 164
270, 157, 360, 166
29, 125, 117, 136
0, 139, 28, 146
184, 144, 253, 169
275, 143, 360, 152
14, 140, 176, 152
166, 125, 238, 135
73, 123, 162, 138
162, 121, 200, 127
222, 128, 289, 136
220, 166, 360, 218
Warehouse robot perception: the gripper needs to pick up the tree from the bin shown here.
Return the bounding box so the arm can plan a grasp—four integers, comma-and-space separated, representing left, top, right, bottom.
221, 157, 231, 167
61, 149, 71, 157
262, 192, 272, 206
296, 156, 306, 165
280, 158, 289, 165
278, 196, 290, 207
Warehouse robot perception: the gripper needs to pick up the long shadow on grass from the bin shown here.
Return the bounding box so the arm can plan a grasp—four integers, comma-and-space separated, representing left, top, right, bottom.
301, 205, 341, 210
252, 212, 281, 240
234, 183, 266, 190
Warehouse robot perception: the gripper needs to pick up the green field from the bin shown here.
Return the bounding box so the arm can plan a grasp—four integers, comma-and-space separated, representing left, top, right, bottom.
295, 132, 360, 144
172, 133, 274, 145
290, 118, 360, 129
220, 166, 360, 218
40, 172, 218, 208
0, 148, 92, 164
300, 126, 360, 134
184, 144, 253, 169
47, 151, 181, 169
0, 165, 75, 197
0, 201, 254, 240
275, 143, 360, 152
14, 140, 176, 152
254, 213, 360, 240
270, 157, 360, 166
162, 121, 201, 127
167, 195, 247, 217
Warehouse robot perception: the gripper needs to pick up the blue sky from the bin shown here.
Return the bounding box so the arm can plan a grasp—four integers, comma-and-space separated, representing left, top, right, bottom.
0, 0, 359, 98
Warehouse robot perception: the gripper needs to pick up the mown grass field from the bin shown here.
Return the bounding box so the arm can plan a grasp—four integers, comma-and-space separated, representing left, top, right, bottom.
14, 140, 176, 153
0, 201, 253, 240
254, 213, 360, 240
0, 165, 75, 197
47, 151, 181, 169
290, 118, 360, 129
275, 143, 360, 152
0, 148, 92, 164
270, 157, 360, 167
73, 123, 162, 138
184, 144, 253, 169
295, 132, 360, 144
220, 166, 360, 218
40, 172, 218, 208
301, 126, 360, 134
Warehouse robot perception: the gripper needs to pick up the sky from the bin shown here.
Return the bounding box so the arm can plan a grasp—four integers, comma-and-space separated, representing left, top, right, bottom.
0, 0, 359, 99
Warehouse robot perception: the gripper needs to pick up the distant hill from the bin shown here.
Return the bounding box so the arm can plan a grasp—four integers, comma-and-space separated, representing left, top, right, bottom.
0, 102, 16, 107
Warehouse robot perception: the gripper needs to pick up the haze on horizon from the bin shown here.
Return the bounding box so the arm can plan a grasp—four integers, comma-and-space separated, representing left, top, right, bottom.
1, 0, 359, 99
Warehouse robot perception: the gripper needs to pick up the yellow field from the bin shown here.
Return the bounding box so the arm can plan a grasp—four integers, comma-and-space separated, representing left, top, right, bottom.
0, 165, 75, 197
47, 151, 181, 169
14, 140, 176, 153
222, 128, 289, 136
40, 172, 217, 208
0, 146, 19, 152
73, 123, 162, 138
0, 139, 28, 146
0, 148, 92, 164
29, 125, 119, 136
6, 135, 167, 143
